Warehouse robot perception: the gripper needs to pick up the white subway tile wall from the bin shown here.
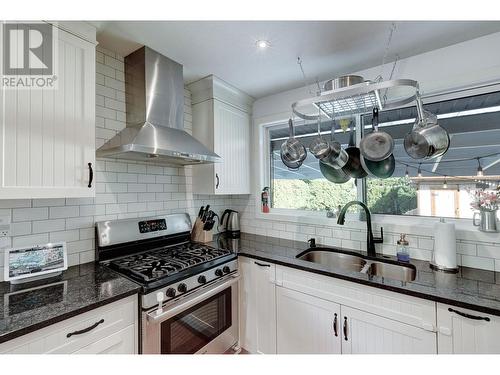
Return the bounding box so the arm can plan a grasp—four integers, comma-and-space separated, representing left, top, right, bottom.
237, 195, 500, 272
0, 46, 247, 280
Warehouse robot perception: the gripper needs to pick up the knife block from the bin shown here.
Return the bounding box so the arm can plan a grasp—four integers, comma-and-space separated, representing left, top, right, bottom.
191, 217, 213, 243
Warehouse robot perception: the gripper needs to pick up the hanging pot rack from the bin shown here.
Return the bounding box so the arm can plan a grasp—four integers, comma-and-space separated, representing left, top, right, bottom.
291, 78, 420, 121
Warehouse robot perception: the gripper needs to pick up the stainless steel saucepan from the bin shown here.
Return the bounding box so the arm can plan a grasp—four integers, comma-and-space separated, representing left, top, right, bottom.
280, 118, 307, 169
404, 96, 450, 160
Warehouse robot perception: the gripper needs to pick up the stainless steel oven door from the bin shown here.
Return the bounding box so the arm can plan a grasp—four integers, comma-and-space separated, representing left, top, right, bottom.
142, 274, 239, 354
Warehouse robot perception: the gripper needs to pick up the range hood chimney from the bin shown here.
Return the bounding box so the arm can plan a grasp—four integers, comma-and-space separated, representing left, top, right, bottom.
96, 46, 220, 165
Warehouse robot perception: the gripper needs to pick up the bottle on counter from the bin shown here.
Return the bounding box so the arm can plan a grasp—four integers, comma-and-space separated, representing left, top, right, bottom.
396, 233, 410, 262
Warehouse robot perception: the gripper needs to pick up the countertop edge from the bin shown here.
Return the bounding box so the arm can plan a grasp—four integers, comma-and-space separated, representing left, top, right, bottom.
238, 252, 500, 317
0, 288, 139, 345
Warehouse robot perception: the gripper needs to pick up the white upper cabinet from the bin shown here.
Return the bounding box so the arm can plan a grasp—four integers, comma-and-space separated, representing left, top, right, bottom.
188, 75, 252, 195
0, 22, 96, 199
437, 303, 500, 354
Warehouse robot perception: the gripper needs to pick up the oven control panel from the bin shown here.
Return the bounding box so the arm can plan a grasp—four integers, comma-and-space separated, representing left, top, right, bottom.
142, 259, 239, 309
138, 219, 167, 233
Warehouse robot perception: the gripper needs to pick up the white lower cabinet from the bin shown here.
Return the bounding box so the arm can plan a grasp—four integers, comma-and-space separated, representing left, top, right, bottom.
0, 295, 138, 354
276, 287, 341, 354
73, 325, 136, 354
341, 306, 437, 354
239, 257, 276, 354
437, 303, 500, 354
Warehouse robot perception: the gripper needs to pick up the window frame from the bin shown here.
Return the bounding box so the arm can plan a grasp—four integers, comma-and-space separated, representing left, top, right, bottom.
255, 82, 500, 228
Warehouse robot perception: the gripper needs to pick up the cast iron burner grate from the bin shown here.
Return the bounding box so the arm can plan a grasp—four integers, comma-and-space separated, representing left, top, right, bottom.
108, 242, 232, 283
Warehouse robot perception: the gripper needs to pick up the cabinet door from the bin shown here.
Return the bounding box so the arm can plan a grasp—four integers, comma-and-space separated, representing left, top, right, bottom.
341, 306, 436, 354
437, 303, 500, 354
276, 286, 341, 354
0, 26, 95, 199
213, 100, 250, 194
239, 257, 276, 354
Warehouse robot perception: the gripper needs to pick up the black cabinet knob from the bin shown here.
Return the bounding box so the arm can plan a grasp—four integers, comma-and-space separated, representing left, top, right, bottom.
223, 266, 230, 274
165, 288, 176, 298
215, 269, 223, 277
177, 283, 187, 293
198, 275, 207, 284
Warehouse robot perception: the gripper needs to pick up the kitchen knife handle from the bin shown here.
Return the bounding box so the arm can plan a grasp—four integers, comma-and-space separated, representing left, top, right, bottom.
87, 162, 93, 188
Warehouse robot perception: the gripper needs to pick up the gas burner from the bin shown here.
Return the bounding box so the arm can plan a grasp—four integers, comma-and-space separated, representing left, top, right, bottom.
107, 242, 233, 284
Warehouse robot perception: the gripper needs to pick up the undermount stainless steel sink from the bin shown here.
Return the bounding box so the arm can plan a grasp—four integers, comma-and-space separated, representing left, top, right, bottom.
297, 248, 366, 273
367, 261, 416, 282
296, 248, 416, 282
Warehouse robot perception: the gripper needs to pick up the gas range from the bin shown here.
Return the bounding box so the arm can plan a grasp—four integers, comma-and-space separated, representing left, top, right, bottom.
95, 213, 238, 310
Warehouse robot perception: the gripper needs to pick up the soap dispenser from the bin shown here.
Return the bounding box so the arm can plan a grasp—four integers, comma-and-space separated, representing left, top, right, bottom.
397, 234, 410, 262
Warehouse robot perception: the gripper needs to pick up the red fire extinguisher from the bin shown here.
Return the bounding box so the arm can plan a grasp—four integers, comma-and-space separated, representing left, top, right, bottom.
261, 187, 270, 213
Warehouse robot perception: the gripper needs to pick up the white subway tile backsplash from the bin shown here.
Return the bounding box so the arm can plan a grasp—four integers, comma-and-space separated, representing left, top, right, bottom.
49, 206, 79, 219
32, 219, 66, 234
462, 255, 495, 271
13, 234, 49, 247
13, 208, 48, 222
476, 244, 500, 259
50, 230, 80, 243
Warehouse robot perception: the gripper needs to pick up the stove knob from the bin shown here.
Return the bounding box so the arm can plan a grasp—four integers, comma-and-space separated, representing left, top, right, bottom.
165, 288, 176, 298
198, 275, 207, 284
223, 266, 231, 274
215, 269, 223, 277
177, 283, 187, 293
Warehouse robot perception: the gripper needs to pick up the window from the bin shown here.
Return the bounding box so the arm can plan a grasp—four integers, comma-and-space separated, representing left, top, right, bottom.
267, 89, 500, 219
269, 120, 357, 211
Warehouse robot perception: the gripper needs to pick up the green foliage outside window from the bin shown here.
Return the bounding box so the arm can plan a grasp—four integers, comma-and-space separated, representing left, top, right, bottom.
272, 177, 417, 215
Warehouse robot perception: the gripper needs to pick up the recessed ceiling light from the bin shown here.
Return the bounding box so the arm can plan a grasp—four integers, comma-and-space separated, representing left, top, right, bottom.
256, 40, 270, 49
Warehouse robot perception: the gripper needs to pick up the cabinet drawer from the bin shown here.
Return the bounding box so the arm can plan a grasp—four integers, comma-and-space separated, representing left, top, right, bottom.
0, 295, 137, 354
73, 325, 136, 354
276, 265, 436, 331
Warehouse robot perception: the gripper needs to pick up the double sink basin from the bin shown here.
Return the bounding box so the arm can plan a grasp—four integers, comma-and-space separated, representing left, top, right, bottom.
296, 248, 416, 282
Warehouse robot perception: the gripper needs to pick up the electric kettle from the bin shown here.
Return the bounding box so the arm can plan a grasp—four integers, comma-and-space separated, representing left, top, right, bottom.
220, 209, 240, 238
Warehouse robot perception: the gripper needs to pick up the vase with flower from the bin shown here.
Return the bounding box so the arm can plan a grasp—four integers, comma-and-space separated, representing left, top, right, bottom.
470, 188, 499, 232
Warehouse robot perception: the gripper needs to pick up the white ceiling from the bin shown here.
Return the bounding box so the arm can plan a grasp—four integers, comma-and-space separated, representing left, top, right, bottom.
95, 21, 500, 98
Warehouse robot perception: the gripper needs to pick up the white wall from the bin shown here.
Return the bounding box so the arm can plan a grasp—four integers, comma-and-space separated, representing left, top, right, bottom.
242, 31, 500, 272
0, 45, 247, 280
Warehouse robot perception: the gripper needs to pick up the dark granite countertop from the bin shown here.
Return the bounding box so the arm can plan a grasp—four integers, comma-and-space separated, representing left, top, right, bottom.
0, 263, 140, 344
215, 233, 500, 317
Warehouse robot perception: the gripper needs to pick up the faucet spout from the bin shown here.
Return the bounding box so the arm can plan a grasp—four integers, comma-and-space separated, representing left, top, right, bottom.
337, 201, 383, 257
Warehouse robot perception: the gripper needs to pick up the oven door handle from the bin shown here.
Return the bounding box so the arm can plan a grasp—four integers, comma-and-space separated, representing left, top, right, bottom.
147, 274, 240, 324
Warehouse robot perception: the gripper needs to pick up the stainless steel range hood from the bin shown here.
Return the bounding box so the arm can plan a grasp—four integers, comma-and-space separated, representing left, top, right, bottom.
96, 46, 220, 165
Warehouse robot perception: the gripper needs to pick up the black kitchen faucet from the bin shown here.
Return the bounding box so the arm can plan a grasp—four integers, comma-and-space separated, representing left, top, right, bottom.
337, 201, 383, 257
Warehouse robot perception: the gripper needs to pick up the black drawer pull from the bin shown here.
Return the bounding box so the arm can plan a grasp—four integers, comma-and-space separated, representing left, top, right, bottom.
215, 173, 219, 189
333, 313, 338, 337
66, 319, 104, 338
254, 261, 270, 267
343, 316, 348, 341
448, 308, 490, 321
87, 162, 93, 188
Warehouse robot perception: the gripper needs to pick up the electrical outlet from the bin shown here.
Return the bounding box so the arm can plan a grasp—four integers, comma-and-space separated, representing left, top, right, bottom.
0, 215, 11, 237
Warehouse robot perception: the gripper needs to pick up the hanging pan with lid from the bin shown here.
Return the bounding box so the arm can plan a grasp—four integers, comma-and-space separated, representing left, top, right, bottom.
404, 96, 450, 160
280, 118, 307, 169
